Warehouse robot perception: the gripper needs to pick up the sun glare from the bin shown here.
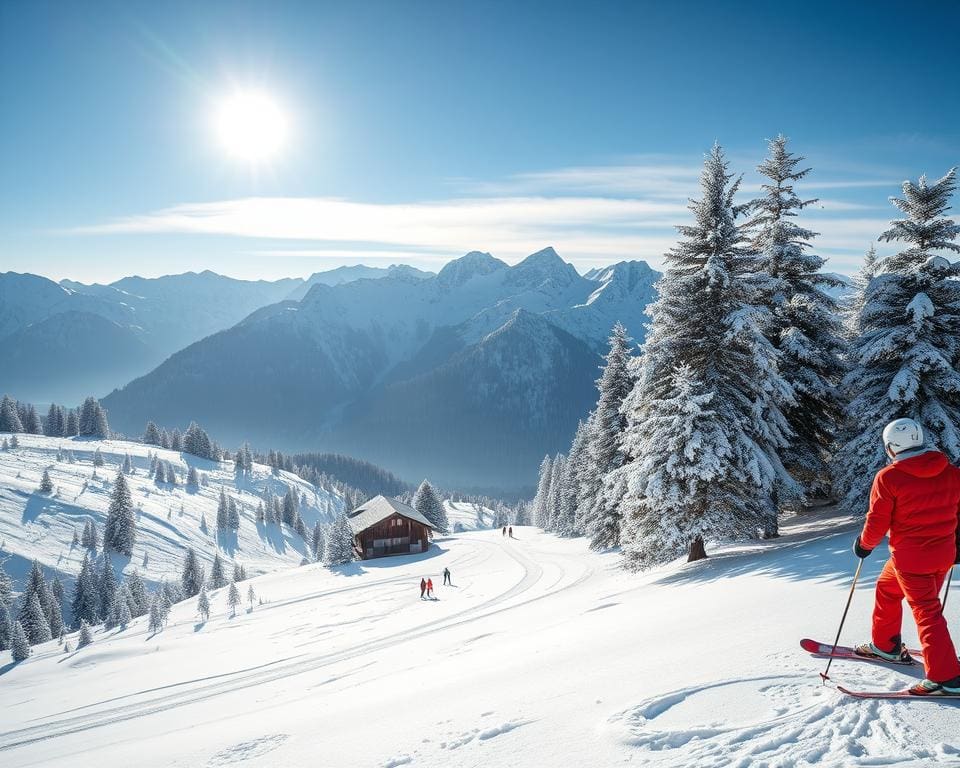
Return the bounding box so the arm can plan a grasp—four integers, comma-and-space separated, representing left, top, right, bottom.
213, 89, 288, 162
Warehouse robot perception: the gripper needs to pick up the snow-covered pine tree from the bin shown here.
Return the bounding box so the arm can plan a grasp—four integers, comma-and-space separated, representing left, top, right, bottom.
617, 145, 794, 561
19, 588, 52, 645
65, 409, 79, 436
324, 510, 356, 565
294, 513, 307, 538
0, 562, 13, 608
282, 488, 297, 527
1, 437, 7, 450
556, 421, 590, 536
209, 553, 227, 589
159, 429, 170, 449
197, 586, 210, 621
11, 620, 31, 661
310, 521, 324, 560
200, 511, 209, 534
9, 434, 19, 448
166, 462, 178, 486
51, 575, 65, 607
227, 497, 240, 530
48, 595, 64, 638
412, 480, 448, 534
143, 421, 161, 445
71, 552, 100, 626
545, 454, 566, 532
115, 587, 132, 628
181, 547, 204, 597
0, 395, 24, 432
216, 488, 229, 531
247, 584, 256, 610
22, 404, 41, 434
125, 570, 148, 617
39, 469, 53, 494
158, 588, 172, 626
22, 560, 52, 621
78, 619, 93, 647
104, 470, 136, 556
122, 453, 133, 474
844, 246, 879, 338
170, 428, 183, 451
93, 448, 104, 467
0, 604, 11, 651
44, 404, 60, 436
256, 501, 265, 525
78, 397, 110, 438
183, 422, 214, 460
513, 500, 530, 526
227, 580, 241, 616
578, 324, 635, 545
232, 562, 243, 582
99, 556, 118, 628
747, 136, 846, 503
147, 595, 164, 633
531, 455, 553, 529
187, 466, 199, 488
835, 169, 960, 512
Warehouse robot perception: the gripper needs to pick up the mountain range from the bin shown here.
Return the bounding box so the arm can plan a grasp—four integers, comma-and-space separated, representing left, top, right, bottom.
2, 250, 659, 492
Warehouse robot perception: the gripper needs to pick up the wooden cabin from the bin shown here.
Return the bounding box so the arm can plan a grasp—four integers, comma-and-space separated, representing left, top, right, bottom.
348, 495, 435, 560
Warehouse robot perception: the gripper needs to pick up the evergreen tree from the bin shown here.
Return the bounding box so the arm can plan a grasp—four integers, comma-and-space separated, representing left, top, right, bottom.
71, 552, 100, 626
78, 397, 110, 438
845, 245, 879, 338
513, 500, 531, 526
256, 501, 265, 524
618, 146, 794, 560
216, 488, 229, 531
143, 421, 161, 445
19, 591, 52, 644
199, 511, 209, 534
181, 547, 204, 597
0, 394, 24, 433
77, 618, 93, 647
187, 466, 199, 488
227, 580, 241, 616
51, 575, 65, 607
170, 428, 183, 451
412, 479, 449, 534
93, 448, 105, 467
579, 324, 635, 546
209, 553, 228, 589
104, 470, 136, 556
99, 556, 118, 628
159, 428, 171, 449
546, 454, 566, 532
23, 404, 41, 434
247, 584, 256, 610
48, 595, 65, 639
0, 562, 13, 608
148, 596, 164, 633
532, 455, 553, 529
125, 570, 149, 617
11, 620, 31, 661
311, 521, 325, 560
835, 169, 960, 512
39, 469, 53, 494
115, 587, 132, 628
0, 605, 10, 651
324, 510, 356, 565
44, 404, 62, 436
557, 421, 589, 536
183, 422, 214, 460
197, 586, 210, 622
166, 462, 178, 486
122, 453, 133, 474
10, 434, 19, 448
23, 560, 52, 620
228, 497, 240, 530
747, 136, 846, 502
232, 562, 244, 582
282, 488, 297, 526
65, 409, 79, 435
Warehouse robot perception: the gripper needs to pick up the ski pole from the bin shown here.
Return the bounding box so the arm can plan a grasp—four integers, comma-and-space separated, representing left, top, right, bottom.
942, 567, 954, 616
821, 558, 865, 684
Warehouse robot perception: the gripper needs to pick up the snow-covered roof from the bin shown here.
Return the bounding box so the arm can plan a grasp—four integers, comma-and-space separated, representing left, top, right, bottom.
347, 495, 434, 533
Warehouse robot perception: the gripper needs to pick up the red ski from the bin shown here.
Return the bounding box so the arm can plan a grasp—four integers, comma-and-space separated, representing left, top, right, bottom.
838, 686, 960, 700
800, 638, 921, 665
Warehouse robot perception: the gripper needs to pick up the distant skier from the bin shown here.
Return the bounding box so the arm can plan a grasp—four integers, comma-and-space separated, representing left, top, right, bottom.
426, 577, 434, 598
420, 577, 427, 600
443, 567, 451, 586
502, 526, 507, 537
508, 526, 513, 538
852, 418, 960, 696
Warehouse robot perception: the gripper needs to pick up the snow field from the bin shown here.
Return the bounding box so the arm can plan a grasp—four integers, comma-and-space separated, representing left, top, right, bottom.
2, 509, 959, 767
0, 433, 343, 594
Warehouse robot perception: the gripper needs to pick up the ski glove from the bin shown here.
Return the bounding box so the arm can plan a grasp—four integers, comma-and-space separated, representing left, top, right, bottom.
853, 536, 873, 559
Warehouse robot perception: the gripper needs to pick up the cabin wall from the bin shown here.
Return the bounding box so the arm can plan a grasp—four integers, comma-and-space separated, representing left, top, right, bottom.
356, 513, 430, 559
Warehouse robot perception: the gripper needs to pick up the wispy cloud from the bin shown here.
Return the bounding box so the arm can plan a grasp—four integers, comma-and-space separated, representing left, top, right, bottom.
76, 157, 902, 275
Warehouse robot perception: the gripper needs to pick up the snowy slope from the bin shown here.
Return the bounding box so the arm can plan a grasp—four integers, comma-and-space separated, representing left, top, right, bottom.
444, 500, 497, 531
2, 508, 958, 767
0, 433, 343, 601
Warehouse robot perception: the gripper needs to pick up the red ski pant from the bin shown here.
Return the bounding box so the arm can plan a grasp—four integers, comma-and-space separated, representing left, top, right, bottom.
871, 559, 960, 682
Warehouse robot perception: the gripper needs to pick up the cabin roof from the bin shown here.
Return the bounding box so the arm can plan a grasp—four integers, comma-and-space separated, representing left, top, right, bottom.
347, 494, 434, 533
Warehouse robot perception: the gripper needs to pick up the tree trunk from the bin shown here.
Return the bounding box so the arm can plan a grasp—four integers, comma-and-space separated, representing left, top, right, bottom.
687, 535, 707, 562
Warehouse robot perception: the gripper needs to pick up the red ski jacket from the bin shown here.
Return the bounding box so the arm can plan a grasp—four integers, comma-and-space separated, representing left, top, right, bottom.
860, 450, 960, 573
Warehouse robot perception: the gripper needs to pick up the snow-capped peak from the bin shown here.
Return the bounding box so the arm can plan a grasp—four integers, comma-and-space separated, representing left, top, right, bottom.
436, 251, 507, 287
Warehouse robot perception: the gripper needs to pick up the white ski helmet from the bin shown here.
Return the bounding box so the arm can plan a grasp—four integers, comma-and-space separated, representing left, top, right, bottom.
882, 418, 924, 456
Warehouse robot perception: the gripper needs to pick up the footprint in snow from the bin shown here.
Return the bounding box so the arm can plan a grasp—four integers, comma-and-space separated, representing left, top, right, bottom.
607, 675, 948, 766
207, 733, 289, 765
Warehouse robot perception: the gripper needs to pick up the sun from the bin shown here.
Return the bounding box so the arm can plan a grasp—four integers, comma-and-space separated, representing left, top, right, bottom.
213, 89, 289, 162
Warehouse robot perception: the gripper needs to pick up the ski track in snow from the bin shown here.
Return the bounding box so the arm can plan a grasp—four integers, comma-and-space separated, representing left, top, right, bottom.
0, 536, 588, 753
3, 507, 960, 767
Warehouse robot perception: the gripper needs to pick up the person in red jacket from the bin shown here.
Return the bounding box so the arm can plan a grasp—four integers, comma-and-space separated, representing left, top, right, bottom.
853, 418, 960, 695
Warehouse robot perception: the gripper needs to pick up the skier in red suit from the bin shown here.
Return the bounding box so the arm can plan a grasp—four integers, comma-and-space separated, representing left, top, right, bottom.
853, 418, 960, 695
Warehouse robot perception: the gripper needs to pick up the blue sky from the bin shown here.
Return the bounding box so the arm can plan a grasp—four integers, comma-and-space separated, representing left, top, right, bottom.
2, 0, 958, 282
